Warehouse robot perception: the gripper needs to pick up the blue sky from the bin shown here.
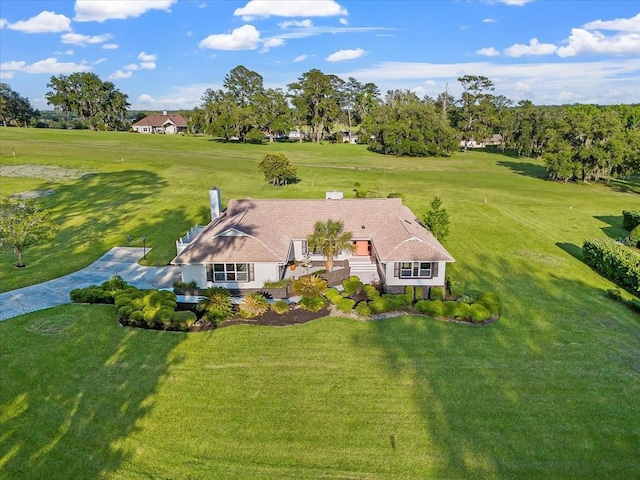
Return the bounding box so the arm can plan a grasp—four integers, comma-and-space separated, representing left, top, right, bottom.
1, 0, 639, 110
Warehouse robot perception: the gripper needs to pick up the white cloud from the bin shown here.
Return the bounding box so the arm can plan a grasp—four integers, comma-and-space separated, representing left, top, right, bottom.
482, 18, 498, 23
293, 54, 308, 62
0, 71, 15, 79
262, 38, 285, 52
94, 58, 107, 65
140, 62, 156, 70
340, 57, 640, 105
279, 19, 313, 29
74, 0, 176, 22
103, 43, 119, 50
477, 47, 500, 56
494, 0, 534, 5
234, 1, 348, 20
0, 58, 91, 74
504, 38, 557, 57
138, 52, 157, 62
0, 19, 8, 29
340, 18, 348, 26
326, 48, 365, 62
134, 84, 211, 109
124, 63, 139, 71
199, 25, 261, 50
5, 11, 72, 33
583, 13, 640, 32
557, 28, 640, 57
61, 32, 113, 46
108, 70, 132, 80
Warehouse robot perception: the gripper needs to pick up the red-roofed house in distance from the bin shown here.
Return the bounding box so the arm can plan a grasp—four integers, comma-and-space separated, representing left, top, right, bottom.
131, 111, 188, 134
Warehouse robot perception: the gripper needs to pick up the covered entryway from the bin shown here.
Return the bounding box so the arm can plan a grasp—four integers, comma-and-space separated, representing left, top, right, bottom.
355, 240, 371, 257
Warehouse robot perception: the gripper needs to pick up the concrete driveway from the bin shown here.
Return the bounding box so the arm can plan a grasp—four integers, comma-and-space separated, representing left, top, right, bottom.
0, 247, 180, 321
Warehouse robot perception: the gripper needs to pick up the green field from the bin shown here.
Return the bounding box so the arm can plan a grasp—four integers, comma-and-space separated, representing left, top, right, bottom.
1, 128, 639, 478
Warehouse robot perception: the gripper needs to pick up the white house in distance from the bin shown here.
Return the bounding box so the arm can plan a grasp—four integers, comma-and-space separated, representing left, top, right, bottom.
171, 188, 454, 296
131, 111, 188, 134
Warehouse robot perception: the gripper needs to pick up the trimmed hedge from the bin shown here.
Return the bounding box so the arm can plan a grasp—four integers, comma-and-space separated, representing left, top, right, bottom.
415, 299, 444, 317
355, 301, 371, 317
363, 284, 380, 300
623, 210, 640, 231
429, 286, 445, 301
342, 276, 364, 295
336, 297, 356, 313
469, 303, 491, 323
475, 292, 502, 317
583, 238, 640, 294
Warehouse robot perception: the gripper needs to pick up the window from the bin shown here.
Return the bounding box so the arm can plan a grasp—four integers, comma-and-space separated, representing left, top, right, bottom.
397, 262, 433, 278
206, 263, 251, 282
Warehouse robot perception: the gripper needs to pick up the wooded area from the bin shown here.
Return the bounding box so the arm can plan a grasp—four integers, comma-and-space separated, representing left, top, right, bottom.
1, 66, 639, 182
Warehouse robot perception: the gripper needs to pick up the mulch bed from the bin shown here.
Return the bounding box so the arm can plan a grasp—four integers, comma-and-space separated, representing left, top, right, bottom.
189, 307, 332, 331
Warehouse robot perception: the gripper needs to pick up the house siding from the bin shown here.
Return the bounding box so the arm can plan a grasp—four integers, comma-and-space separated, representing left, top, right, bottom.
383, 261, 446, 288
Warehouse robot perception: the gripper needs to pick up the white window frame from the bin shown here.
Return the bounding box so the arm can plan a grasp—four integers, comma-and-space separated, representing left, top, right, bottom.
399, 261, 432, 278
207, 263, 249, 282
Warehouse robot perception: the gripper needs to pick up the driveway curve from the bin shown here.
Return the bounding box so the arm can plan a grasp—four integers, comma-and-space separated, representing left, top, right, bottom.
0, 247, 180, 321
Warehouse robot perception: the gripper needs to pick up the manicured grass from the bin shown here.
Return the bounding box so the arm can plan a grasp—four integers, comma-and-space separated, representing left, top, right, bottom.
1, 128, 639, 478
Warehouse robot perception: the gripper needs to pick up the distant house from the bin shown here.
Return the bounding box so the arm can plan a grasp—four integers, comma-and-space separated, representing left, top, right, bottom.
131, 111, 188, 134
460, 133, 503, 149
171, 189, 455, 297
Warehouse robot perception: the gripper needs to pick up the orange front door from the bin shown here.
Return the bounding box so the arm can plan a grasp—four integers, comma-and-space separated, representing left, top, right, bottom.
355, 240, 369, 256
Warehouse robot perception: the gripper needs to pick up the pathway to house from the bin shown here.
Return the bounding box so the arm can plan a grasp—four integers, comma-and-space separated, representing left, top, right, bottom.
0, 247, 180, 321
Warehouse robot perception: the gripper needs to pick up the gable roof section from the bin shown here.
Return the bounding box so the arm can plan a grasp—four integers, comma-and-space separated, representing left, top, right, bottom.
132, 113, 188, 128
172, 198, 454, 265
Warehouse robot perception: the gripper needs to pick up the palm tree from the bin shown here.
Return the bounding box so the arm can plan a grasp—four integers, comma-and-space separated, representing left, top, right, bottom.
197, 286, 233, 323
307, 219, 355, 271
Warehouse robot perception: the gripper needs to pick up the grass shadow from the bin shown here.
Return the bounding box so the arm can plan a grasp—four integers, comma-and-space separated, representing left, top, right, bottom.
0, 304, 184, 479
556, 242, 583, 261
496, 160, 548, 179
360, 253, 639, 477
593, 215, 626, 239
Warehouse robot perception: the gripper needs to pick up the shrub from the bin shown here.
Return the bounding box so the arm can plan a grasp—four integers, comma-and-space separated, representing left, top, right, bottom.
144, 290, 166, 308
404, 286, 415, 303
238, 292, 270, 318
172, 280, 198, 293
476, 292, 502, 317
197, 287, 234, 321
387, 191, 405, 200
129, 310, 145, 328
381, 293, 410, 309
629, 224, 640, 248
583, 238, 640, 294
342, 277, 364, 295
292, 274, 327, 298
363, 284, 381, 300
336, 297, 356, 313
368, 298, 390, 314
114, 295, 132, 310
173, 310, 197, 326
429, 286, 445, 301
623, 210, 640, 231
451, 302, 471, 320
469, 303, 491, 323
298, 295, 326, 312
246, 128, 266, 144
272, 300, 290, 314
355, 301, 371, 317
117, 304, 134, 319
69, 286, 114, 304
415, 299, 444, 317
325, 288, 343, 304
415, 286, 423, 300
101, 274, 128, 291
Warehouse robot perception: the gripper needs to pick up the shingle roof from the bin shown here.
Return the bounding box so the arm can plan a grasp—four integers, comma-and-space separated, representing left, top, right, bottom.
132, 113, 188, 128
172, 198, 454, 265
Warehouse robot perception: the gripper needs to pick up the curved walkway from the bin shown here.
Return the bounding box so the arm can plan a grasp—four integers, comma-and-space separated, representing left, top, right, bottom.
0, 247, 180, 321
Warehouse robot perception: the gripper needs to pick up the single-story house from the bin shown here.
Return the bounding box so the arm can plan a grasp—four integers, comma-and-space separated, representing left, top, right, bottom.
171, 189, 455, 297
131, 111, 188, 134
460, 133, 503, 149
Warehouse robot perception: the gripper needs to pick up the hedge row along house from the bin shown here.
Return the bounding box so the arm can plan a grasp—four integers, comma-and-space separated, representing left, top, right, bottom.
171, 189, 454, 297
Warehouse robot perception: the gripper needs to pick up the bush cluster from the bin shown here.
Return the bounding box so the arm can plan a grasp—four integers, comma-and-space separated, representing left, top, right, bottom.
622, 210, 640, 231
70, 274, 129, 304
607, 289, 640, 314
583, 238, 640, 294
238, 292, 270, 318
414, 291, 498, 323
117, 289, 188, 331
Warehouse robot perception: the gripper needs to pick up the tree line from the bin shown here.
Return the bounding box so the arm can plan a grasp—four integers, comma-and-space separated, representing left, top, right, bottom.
2, 67, 639, 182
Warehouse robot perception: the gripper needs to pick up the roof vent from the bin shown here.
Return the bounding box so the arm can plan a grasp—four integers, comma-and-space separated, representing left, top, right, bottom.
326, 191, 343, 200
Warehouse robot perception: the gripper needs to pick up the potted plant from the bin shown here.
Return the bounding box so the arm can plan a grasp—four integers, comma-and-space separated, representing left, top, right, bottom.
289, 260, 297, 271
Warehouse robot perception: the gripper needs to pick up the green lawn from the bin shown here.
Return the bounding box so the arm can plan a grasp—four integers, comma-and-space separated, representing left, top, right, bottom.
1, 128, 639, 478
